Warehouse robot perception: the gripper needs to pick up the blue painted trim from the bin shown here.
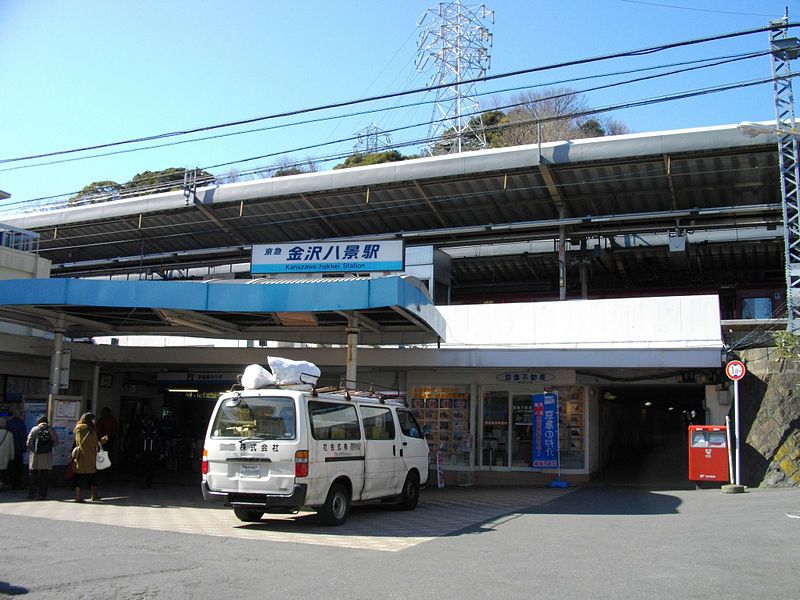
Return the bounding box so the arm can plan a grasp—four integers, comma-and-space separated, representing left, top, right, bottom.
0, 277, 446, 339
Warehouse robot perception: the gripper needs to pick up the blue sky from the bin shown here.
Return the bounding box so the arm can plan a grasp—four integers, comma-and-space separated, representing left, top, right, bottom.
0, 0, 796, 209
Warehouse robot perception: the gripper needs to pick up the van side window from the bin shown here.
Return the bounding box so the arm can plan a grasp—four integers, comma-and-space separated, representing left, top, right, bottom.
397, 408, 424, 439
360, 406, 396, 440
309, 401, 361, 441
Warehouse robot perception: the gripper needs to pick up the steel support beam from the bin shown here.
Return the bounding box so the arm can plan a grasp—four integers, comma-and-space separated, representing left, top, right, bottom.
770, 17, 800, 331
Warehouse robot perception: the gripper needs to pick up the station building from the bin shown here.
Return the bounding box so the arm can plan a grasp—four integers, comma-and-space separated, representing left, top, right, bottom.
0, 123, 788, 487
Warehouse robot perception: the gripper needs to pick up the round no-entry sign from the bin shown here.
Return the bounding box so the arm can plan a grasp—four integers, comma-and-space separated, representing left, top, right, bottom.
726, 360, 746, 381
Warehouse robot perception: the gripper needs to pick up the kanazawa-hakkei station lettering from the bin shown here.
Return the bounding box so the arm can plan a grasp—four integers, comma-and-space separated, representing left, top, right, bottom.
251, 241, 404, 274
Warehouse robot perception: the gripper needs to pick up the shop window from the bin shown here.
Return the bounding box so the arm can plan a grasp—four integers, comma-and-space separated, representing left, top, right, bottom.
483, 391, 509, 467
410, 385, 471, 467
557, 387, 585, 470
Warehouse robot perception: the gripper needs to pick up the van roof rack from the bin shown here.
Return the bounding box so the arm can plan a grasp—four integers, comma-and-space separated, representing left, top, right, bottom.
313, 379, 406, 404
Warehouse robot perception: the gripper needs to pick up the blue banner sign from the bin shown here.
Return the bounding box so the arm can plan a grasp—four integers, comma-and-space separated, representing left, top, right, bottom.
532, 392, 559, 469
251, 240, 404, 274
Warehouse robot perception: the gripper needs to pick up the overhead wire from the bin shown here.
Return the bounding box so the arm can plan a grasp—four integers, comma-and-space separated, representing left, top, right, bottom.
201, 73, 787, 171
0, 68, 784, 214
619, 0, 783, 18
0, 48, 768, 175
0, 21, 793, 165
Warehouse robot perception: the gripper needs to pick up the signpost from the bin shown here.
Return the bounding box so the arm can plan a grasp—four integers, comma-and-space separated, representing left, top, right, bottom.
725, 360, 746, 486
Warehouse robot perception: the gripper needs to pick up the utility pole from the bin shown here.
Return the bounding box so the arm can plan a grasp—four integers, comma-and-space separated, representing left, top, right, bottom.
417, 0, 494, 155
770, 14, 800, 332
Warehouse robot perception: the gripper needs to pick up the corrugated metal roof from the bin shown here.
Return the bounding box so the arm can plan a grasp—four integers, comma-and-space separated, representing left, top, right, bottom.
0, 123, 783, 302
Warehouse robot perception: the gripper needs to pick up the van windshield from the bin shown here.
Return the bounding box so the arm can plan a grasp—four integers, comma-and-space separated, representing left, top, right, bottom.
211, 395, 296, 440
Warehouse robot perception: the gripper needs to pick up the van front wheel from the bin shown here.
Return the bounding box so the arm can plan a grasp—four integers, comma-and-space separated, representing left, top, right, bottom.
318, 482, 350, 526
397, 472, 420, 510
233, 508, 264, 522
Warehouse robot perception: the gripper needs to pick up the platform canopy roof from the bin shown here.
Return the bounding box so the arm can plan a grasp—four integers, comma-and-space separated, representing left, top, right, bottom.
0, 122, 782, 301
0, 275, 445, 345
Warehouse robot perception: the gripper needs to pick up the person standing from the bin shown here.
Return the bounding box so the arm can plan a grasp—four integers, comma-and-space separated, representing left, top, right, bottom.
72, 412, 108, 502
6, 408, 26, 490
138, 414, 160, 488
95, 407, 118, 462
0, 417, 14, 491
26, 415, 58, 500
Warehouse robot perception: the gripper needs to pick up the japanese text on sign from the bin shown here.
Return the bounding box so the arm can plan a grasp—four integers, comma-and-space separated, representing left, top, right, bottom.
251, 240, 404, 274
532, 392, 559, 469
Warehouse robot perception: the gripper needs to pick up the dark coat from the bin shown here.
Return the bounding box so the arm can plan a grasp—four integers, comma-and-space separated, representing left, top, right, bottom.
26, 424, 58, 470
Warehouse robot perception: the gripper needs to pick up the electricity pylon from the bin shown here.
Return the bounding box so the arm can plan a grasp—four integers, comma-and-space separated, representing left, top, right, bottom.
417, 0, 494, 155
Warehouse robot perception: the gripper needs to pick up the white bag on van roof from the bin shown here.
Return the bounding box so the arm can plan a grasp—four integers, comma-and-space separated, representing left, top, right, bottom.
268, 356, 320, 386
241, 364, 276, 389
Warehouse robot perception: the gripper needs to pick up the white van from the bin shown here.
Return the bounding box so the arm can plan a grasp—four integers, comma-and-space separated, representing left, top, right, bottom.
202, 385, 429, 525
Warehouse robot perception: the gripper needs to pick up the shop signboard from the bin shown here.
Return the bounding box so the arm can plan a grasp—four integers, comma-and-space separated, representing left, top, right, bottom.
251, 240, 404, 274
532, 392, 559, 469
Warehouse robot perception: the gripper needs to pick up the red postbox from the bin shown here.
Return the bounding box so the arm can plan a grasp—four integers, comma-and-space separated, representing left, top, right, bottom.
688, 425, 730, 482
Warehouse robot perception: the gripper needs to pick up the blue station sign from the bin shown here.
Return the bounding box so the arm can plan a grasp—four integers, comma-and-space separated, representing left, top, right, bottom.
251, 240, 404, 275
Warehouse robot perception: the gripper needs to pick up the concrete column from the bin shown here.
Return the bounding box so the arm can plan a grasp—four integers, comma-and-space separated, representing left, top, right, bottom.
46, 314, 65, 421
558, 205, 567, 300
91, 363, 100, 414
345, 319, 359, 388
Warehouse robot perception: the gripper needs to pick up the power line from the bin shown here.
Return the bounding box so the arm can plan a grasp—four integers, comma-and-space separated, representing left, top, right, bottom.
619, 0, 782, 18
200, 74, 785, 172
0, 21, 793, 165
0, 70, 783, 213
0, 48, 766, 175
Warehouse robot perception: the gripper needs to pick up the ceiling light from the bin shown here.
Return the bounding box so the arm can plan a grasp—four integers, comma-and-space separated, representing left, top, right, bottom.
644, 401, 652, 407
167, 388, 199, 393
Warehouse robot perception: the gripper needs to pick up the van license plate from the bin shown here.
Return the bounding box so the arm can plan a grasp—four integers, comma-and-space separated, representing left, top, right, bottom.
239, 464, 261, 478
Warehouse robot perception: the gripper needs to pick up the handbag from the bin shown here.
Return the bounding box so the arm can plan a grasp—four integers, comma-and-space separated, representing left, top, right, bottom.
96, 445, 111, 470
71, 446, 81, 462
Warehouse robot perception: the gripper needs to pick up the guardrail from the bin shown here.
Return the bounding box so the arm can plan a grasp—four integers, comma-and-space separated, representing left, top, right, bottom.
0, 223, 40, 253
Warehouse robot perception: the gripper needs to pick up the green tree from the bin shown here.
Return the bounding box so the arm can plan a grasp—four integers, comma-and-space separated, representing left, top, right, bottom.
483, 88, 630, 148
333, 150, 406, 170
273, 166, 306, 177
68, 180, 122, 205
124, 167, 215, 196
775, 331, 800, 362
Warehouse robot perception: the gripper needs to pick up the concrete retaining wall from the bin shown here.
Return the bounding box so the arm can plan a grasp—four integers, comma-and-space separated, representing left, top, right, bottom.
737, 348, 800, 488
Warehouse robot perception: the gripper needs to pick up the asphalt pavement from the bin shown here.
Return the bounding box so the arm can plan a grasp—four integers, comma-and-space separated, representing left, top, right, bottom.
0, 481, 798, 599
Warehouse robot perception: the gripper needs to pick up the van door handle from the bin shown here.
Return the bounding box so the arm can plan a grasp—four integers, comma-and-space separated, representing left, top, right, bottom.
393, 445, 396, 456
402, 441, 408, 446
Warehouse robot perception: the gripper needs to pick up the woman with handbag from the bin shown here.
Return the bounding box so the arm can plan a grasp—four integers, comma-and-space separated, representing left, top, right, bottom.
72, 412, 108, 502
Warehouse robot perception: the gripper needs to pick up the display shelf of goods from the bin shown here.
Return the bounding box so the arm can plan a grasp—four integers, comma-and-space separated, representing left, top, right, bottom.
412, 385, 471, 468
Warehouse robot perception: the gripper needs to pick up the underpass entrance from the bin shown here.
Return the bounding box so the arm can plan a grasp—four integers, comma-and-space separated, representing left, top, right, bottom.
598, 384, 705, 487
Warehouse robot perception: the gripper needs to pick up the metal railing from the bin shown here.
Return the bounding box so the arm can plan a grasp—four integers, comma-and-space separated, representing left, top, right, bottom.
0, 223, 40, 253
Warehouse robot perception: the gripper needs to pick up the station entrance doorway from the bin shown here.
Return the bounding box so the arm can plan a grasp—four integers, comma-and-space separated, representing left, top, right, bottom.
598, 384, 705, 487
